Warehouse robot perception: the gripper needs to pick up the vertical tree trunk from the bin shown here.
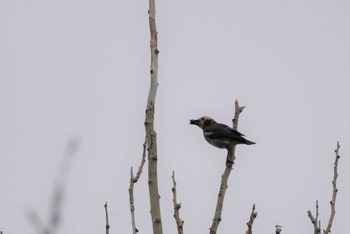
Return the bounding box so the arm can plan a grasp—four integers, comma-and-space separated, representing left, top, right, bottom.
145, 0, 162, 233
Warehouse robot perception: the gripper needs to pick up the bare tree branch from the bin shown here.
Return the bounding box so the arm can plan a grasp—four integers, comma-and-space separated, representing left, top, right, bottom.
307, 142, 341, 234
209, 100, 246, 234
232, 100, 246, 130
171, 171, 184, 234
227, 100, 246, 165
104, 202, 110, 234
307, 200, 321, 234
146, 0, 162, 233
129, 0, 160, 233
129, 141, 147, 234
323, 141, 340, 234
245, 204, 258, 234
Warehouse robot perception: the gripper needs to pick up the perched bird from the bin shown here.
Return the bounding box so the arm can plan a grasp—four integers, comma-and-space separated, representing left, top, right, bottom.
190, 116, 255, 150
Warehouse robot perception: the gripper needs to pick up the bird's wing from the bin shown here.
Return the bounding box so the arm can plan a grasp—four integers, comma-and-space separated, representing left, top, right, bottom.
204, 123, 245, 140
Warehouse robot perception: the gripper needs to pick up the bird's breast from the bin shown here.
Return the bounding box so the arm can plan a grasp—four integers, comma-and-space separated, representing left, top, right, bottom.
205, 138, 230, 149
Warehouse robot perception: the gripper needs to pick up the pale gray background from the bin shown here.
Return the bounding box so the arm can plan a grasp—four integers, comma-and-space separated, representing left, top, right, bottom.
0, 1, 349, 234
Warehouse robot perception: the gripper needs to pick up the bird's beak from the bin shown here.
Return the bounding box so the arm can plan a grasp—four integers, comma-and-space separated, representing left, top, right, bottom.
189, 119, 200, 125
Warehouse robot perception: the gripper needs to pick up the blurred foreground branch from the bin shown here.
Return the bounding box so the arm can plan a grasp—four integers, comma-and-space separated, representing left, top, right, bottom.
27, 136, 80, 234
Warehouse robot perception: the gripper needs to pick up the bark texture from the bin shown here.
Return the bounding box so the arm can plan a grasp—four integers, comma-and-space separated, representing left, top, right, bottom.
146, 0, 162, 233
171, 171, 184, 234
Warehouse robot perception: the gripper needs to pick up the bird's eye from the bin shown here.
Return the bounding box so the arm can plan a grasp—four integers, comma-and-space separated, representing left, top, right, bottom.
200, 118, 204, 121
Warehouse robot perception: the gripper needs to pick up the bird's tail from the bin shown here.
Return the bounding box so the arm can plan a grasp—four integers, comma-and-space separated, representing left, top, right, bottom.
244, 139, 256, 145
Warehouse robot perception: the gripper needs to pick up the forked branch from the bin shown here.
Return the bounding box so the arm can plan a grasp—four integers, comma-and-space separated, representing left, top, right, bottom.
307, 142, 341, 234
129, 0, 161, 233
307, 200, 321, 234
129, 141, 147, 234
245, 204, 258, 234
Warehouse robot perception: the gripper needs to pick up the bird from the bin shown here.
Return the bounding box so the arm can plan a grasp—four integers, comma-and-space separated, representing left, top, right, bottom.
190, 116, 255, 163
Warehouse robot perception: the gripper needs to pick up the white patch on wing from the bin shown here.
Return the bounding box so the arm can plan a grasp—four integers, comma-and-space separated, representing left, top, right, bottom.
204, 131, 215, 138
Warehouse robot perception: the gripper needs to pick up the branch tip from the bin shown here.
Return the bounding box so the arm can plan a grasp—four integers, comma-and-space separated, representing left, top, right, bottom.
171, 170, 184, 234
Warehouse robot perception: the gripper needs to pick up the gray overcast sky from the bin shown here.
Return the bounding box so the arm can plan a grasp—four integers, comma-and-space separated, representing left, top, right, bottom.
0, 1, 349, 234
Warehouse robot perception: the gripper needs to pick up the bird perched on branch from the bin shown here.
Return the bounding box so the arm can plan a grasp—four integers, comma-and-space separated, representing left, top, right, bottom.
190, 116, 255, 150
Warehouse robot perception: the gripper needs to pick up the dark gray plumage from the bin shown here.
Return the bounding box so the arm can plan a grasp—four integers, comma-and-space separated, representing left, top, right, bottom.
190, 116, 255, 150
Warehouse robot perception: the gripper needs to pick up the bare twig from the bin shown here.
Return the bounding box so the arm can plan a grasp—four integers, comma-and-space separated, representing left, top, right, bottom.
232, 100, 246, 130
209, 100, 245, 234
245, 204, 258, 234
307, 142, 341, 234
104, 202, 110, 234
275, 225, 282, 234
227, 100, 246, 164
145, 0, 162, 233
307, 200, 321, 234
171, 171, 184, 234
134, 141, 147, 182
129, 141, 147, 234
323, 141, 340, 234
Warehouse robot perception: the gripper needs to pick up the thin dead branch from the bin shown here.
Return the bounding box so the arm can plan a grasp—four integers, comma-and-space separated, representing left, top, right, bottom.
171, 171, 184, 234
307, 200, 321, 234
209, 100, 246, 234
104, 202, 110, 234
245, 204, 258, 234
307, 142, 341, 234
323, 141, 340, 234
129, 141, 147, 234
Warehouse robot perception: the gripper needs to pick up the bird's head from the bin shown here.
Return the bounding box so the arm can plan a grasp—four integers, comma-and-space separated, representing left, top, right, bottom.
190, 116, 216, 129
